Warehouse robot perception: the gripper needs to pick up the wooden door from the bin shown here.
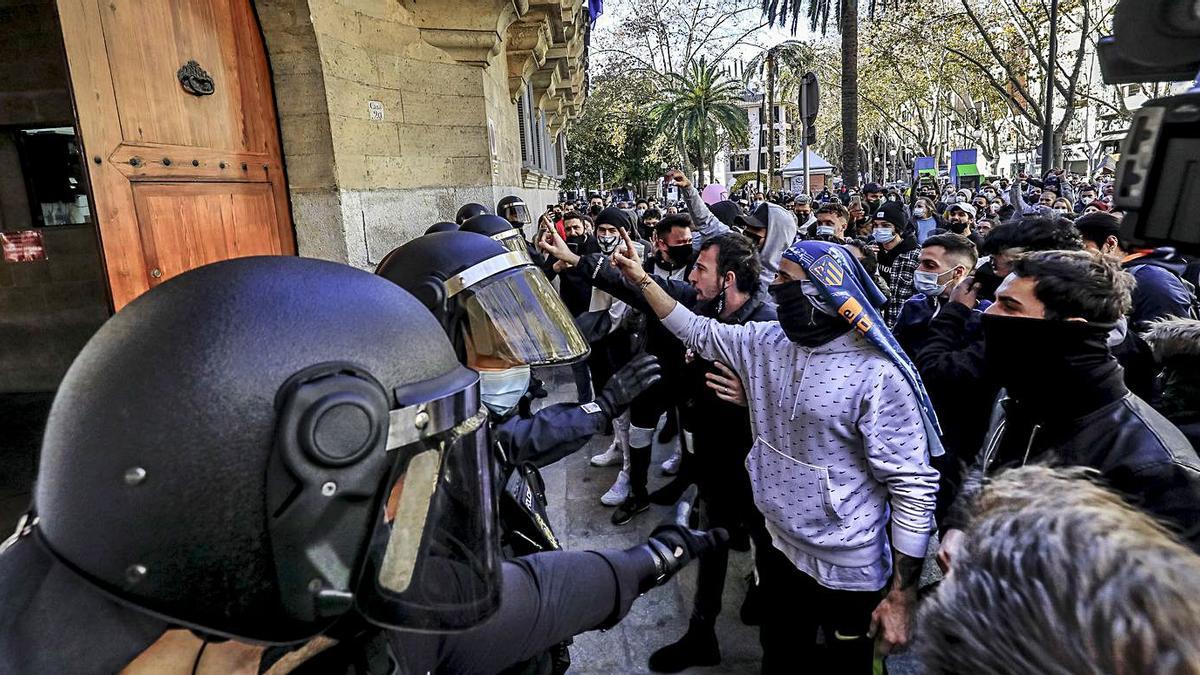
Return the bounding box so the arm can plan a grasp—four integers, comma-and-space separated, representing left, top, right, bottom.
57, 0, 295, 309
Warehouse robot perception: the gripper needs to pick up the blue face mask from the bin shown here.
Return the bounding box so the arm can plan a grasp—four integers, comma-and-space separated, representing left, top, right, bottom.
871, 227, 895, 244
478, 365, 531, 416
815, 225, 836, 237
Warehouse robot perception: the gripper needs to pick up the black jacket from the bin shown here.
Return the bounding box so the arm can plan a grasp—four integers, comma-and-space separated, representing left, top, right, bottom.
575, 253, 695, 380
949, 370, 1200, 552
682, 288, 776, 526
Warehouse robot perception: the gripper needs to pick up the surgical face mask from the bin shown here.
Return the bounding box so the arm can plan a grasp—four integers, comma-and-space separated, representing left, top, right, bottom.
984, 191, 996, 199
597, 233, 620, 254
1055, 208, 1069, 216
636, 208, 646, 218
913, 206, 927, 218
913, 267, 960, 297
815, 225, 836, 237
478, 365, 531, 415
945, 195, 959, 205
871, 227, 895, 244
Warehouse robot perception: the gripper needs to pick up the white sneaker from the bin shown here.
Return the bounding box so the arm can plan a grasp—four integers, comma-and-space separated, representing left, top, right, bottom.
601, 471, 631, 506
590, 442, 623, 467
661, 450, 682, 476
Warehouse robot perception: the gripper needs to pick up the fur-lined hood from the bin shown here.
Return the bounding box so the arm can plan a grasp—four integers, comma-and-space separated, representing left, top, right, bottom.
1143, 318, 1200, 362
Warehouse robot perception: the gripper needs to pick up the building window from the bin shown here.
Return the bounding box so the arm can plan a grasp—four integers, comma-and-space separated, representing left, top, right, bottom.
729, 154, 749, 172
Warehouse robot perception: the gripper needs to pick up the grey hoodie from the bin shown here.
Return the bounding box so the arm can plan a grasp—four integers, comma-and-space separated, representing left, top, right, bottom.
683, 187, 797, 288
661, 304, 939, 591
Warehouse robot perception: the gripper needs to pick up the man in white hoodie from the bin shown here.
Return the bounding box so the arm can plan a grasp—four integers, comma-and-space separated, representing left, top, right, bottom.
608, 233, 940, 673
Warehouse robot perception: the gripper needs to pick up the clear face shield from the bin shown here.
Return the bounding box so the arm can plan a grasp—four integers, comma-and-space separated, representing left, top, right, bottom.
501, 200, 532, 225
448, 252, 590, 369
356, 374, 502, 631
491, 229, 532, 262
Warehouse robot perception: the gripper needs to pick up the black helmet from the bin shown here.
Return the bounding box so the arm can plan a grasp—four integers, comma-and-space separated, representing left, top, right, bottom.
375, 231, 588, 371
28, 257, 500, 643
496, 195, 531, 225
454, 202, 490, 225
460, 213, 529, 258
424, 221, 458, 235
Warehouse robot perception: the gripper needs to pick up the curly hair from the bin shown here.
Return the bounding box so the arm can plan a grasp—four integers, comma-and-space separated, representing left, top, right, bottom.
918, 465, 1200, 675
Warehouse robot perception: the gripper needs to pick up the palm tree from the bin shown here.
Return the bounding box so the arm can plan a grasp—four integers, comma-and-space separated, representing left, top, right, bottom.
650, 56, 748, 186
744, 41, 813, 190
761, 0, 896, 188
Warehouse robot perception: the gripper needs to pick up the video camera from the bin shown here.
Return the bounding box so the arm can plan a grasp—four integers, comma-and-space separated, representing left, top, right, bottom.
1100, 0, 1200, 255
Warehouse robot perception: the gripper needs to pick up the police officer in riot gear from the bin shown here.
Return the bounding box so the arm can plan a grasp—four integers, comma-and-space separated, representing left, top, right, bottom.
0, 257, 725, 674
497, 195, 532, 231
376, 231, 659, 469
455, 202, 490, 225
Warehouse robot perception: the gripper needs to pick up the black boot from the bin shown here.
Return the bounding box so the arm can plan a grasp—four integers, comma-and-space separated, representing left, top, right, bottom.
649, 476, 691, 505
648, 620, 721, 672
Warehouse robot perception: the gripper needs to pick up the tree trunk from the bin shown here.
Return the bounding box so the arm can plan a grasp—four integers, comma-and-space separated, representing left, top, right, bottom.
840, 0, 859, 187
767, 51, 777, 190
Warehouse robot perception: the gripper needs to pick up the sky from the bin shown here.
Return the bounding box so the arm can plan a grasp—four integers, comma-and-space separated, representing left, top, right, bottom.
591, 0, 822, 74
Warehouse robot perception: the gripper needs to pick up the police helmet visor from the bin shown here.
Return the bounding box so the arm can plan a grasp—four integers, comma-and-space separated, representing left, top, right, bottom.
451, 256, 589, 367
501, 200, 532, 225
492, 229, 532, 260
357, 390, 500, 631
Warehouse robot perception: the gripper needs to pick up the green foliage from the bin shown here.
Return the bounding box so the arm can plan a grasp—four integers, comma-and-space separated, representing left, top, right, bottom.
649, 56, 749, 184
564, 73, 673, 191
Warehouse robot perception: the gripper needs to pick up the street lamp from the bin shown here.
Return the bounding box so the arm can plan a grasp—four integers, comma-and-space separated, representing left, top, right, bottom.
574, 170, 581, 194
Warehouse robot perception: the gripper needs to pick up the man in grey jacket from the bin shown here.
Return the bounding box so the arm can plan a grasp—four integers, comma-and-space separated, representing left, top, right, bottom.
670, 171, 797, 291
607, 233, 939, 673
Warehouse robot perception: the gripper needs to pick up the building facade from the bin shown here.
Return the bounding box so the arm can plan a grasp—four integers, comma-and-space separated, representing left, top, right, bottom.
723, 88, 791, 189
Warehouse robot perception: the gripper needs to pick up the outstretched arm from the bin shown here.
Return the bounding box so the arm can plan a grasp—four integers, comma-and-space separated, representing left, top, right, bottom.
670, 170, 729, 248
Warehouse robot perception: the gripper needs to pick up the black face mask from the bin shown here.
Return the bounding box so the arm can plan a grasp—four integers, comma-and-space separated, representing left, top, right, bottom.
981, 314, 1120, 412
661, 243, 694, 269
770, 280, 849, 347
566, 234, 586, 253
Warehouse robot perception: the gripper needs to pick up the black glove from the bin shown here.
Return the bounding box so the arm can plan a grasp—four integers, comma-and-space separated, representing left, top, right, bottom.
639, 486, 728, 592
595, 353, 661, 420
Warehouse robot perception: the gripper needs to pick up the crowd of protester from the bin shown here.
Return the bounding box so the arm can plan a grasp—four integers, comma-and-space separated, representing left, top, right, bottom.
439, 166, 1200, 673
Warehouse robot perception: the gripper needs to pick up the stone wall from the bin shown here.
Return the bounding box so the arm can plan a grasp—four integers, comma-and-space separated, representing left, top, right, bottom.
255, 0, 585, 269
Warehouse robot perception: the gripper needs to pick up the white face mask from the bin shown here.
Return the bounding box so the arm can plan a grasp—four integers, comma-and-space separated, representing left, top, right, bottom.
913, 207, 927, 218
1055, 208, 1069, 216
815, 225, 836, 237
597, 234, 620, 254
872, 227, 895, 244
478, 365, 531, 416
913, 268, 959, 297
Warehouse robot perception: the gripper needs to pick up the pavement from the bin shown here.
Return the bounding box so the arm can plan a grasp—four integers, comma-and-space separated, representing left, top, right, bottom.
535, 367, 929, 675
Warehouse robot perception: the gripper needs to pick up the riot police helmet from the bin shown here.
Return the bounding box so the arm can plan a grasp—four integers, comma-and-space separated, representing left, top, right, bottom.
375, 231, 588, 372
460, 213, 531, 259
496, 195, 532, 226
15, 257, 501, 644
454, 202, 490, 225
424, 221, 458, 235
